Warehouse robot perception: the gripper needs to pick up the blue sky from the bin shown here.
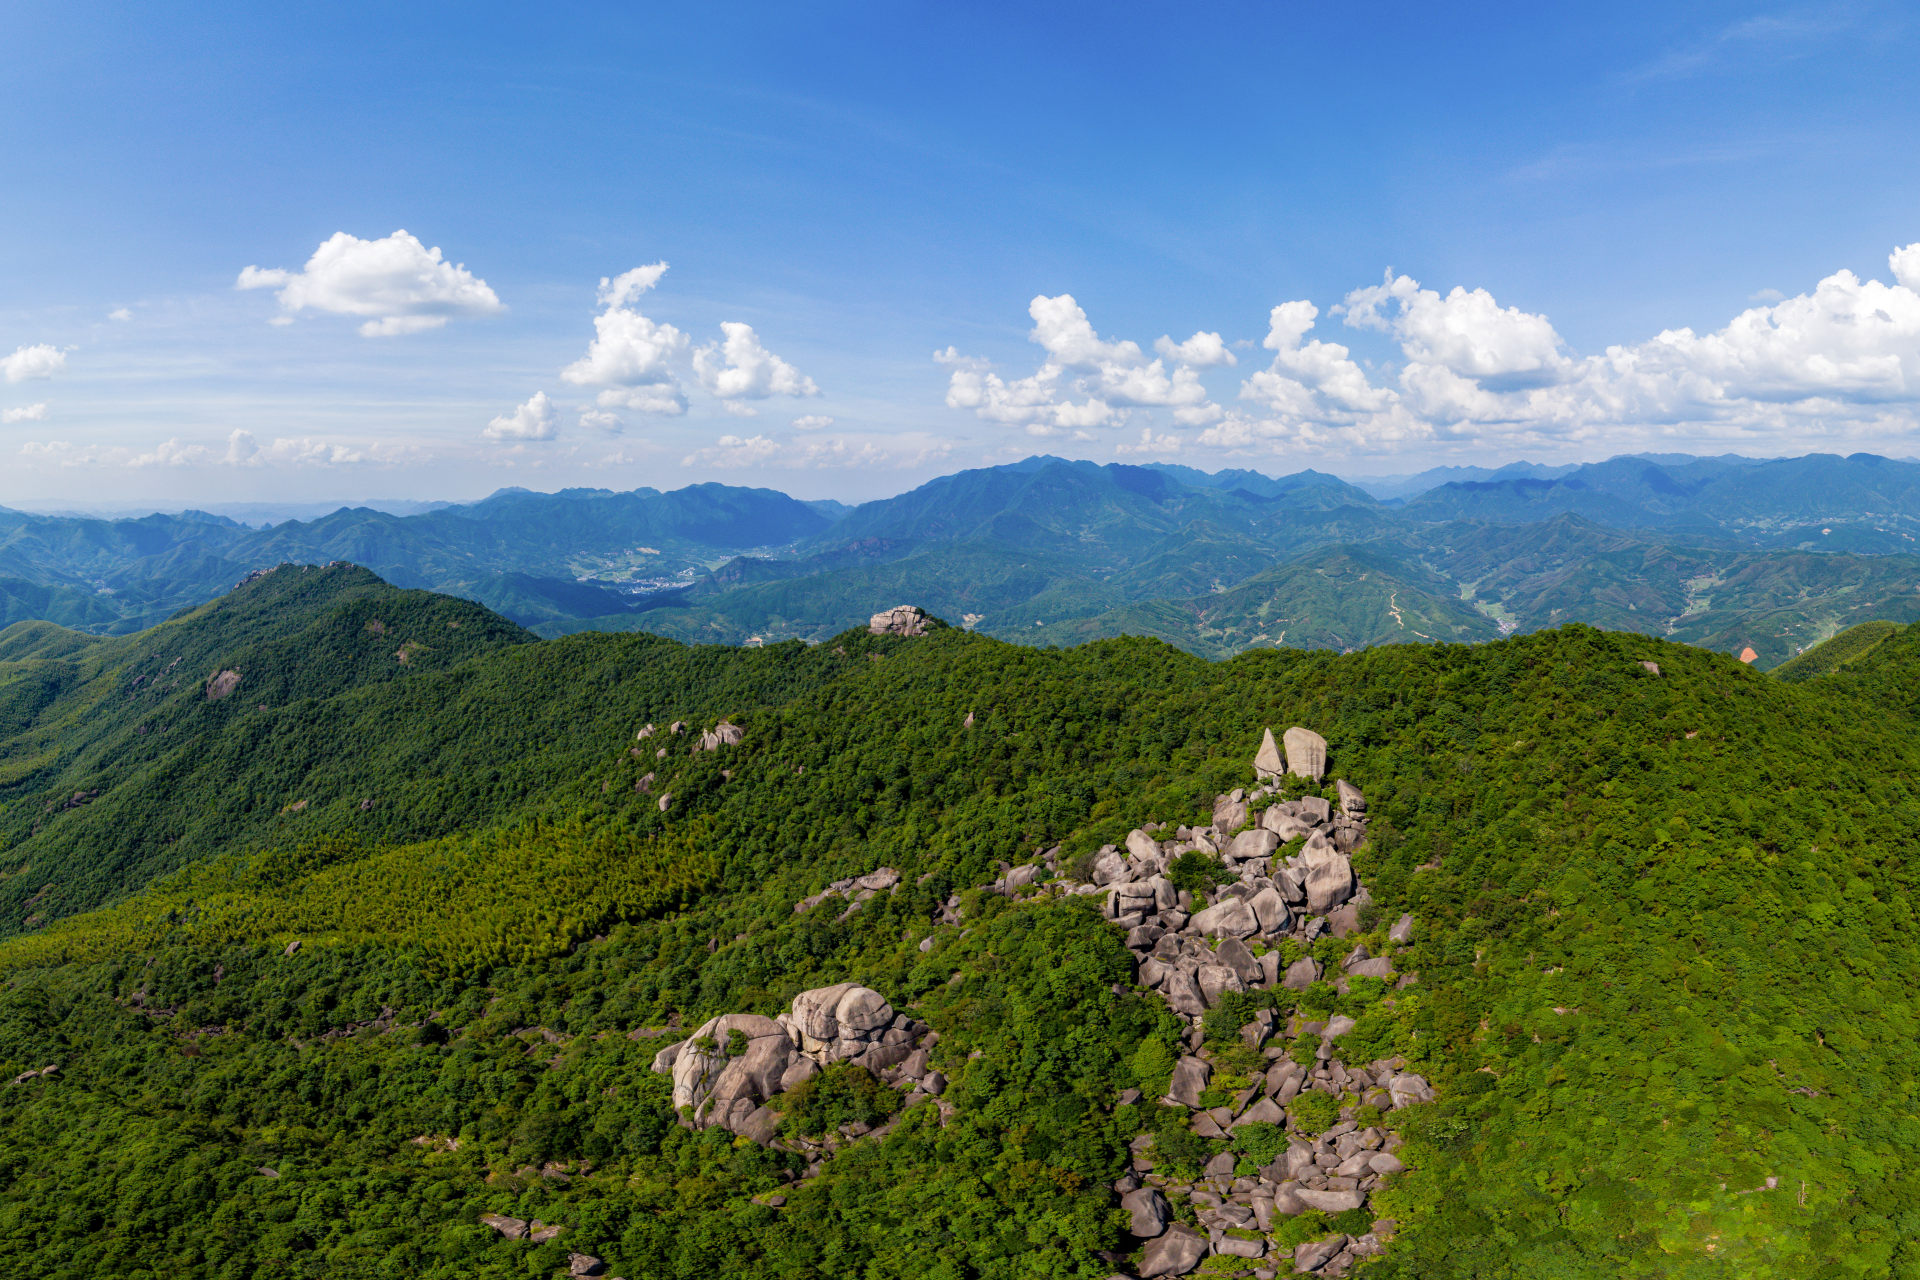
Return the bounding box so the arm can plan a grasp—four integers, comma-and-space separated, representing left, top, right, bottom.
3, 0, 1918, 507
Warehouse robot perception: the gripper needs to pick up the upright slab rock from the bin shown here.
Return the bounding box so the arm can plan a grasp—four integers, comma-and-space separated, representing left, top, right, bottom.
1253, 728, 1285, 781
1165, 1055, 1212, 1107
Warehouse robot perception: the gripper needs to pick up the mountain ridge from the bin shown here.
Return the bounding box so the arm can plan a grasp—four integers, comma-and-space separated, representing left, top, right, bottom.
7, 453, 1920, 669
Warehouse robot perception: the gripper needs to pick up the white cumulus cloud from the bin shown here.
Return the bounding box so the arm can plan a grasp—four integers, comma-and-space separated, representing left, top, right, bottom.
237, 230, 503, 337
2, 403, 47, 424
1115, 427, 1186, 456
559, 263, 690, 415
681, 433, 784, 468
693, 322, 820, 400
1155, 331, 1237, 367
791, 414, 834, 431
2, 344, 67, 382
1894, 243, 1920, 292
482, 391, 557, 441
1343, 273, 1568, 389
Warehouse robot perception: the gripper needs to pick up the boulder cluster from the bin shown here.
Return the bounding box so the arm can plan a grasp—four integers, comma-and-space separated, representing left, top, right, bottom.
648, 981, 944, 1144
693, 721, 744, 753
1001, 726, 1430, 1277
626, 723, 1430, 1278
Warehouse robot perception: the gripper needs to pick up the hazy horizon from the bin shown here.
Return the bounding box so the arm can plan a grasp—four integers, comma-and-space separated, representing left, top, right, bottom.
7, 446, 1907, 523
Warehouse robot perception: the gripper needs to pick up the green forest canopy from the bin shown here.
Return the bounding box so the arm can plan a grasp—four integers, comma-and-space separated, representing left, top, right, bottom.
0, 563, 1917, 1278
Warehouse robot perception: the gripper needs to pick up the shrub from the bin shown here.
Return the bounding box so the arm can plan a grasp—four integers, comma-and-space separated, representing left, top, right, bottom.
1288, 1089, 1341, 1135
1229, 1120, 1287, 1167
772, 1063, 900, 1137
1167, 851, 1234, 895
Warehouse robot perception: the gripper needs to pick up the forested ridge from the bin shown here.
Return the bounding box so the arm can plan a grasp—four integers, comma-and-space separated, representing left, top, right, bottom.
0, 564, 1916, 1278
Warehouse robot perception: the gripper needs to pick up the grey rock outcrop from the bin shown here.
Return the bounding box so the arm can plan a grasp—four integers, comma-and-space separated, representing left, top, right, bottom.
869, 605, 931, 636
1226, 828, 1281, 862
1388, 1072, 1435, 1108
783, 982, 895, 1061
1213, 792, 1249, 833
1248, 885, 1292, 935
1296, 1188, 1366, 1213
1336, 779, 1365, 814
988, 732, 1423, 1265
648, 979, 937, 1144
1301, 843, 1354, 915
1189, 897, 1259, 939
695, 721, 744, 752
671, 1014, 794, 1121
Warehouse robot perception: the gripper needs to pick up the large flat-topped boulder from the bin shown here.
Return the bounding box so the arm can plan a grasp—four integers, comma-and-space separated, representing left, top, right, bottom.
1284, 727, 1328, 780
783, 982, 896, 1059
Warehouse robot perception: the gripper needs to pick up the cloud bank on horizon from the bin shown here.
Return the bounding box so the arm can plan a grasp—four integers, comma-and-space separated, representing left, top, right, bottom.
7, 235, 1920, 486
939, 241, 1920, 460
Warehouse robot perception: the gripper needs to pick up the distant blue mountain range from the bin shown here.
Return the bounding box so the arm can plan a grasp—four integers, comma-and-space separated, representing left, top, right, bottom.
7, 452, 1920, 668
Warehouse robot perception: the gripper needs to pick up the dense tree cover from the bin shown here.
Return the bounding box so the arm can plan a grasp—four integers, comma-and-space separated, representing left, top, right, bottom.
0, 570, 1918, 1277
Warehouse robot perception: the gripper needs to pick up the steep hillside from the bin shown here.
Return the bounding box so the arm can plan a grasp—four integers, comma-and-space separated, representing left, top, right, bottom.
0, 577, 1916, 1278
0, 564, 535, 926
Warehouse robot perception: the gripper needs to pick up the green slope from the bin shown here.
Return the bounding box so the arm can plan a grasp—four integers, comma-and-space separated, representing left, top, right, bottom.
1048, 544, 1500, 656
1773, 620, 1907, 683
0, 574, 1917, 1277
